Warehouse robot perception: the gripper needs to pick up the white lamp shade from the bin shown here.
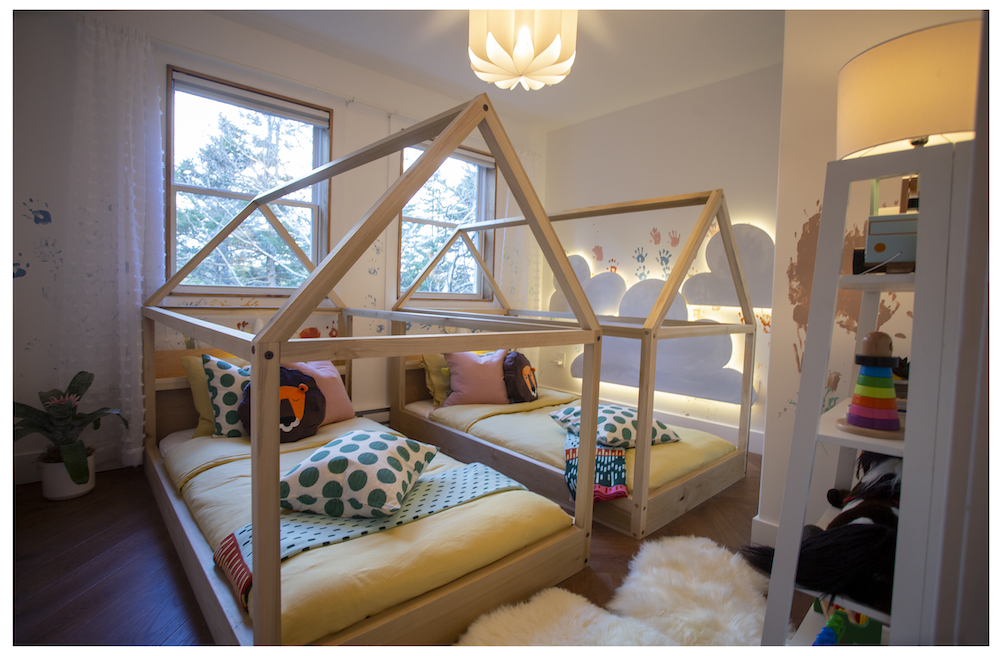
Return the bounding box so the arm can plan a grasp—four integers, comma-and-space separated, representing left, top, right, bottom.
837, 20, 981, 159
469, 10, 578, 91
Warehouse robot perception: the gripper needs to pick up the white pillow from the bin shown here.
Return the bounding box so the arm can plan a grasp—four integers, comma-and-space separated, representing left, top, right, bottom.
202, 354, 251, 437
549, 403, 681, 448
279, 429, 439, 518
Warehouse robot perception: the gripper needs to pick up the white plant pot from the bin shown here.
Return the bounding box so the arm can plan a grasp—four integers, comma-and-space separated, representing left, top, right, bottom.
41, 454, 96, 501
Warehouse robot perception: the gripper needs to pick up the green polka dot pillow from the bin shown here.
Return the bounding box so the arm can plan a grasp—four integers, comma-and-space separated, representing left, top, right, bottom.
202, 354, 251, 437
549, 403, 681, 448
279, 429, 439, 518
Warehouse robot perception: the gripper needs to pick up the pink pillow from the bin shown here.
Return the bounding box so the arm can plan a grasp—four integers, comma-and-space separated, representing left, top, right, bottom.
442, 350, 509, 407
283, 361, 355, 425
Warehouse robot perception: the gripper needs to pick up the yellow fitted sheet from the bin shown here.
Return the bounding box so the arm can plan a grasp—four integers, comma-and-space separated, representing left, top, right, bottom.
162, 417, 572, 645
429, 400, 736, 493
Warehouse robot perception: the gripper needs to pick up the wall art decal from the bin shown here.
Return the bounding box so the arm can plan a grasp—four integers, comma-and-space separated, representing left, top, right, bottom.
21, 199, 52, 225
650, 228, 661, 244
592, 244, 603, 261
668, 230, 681, 247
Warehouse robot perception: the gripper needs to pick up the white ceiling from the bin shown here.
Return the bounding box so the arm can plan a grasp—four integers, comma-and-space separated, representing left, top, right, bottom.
213, 9, 785, 131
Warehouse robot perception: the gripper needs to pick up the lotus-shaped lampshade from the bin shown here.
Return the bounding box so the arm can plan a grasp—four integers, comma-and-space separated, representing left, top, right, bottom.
469, 10, 578, 91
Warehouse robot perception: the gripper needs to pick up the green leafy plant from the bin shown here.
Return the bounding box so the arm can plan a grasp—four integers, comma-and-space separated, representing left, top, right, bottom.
14, 371, 128, 484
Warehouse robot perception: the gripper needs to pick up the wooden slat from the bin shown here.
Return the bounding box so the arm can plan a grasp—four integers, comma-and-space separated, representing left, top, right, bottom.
629, 332, 656, 538
572, 340, 601, 554
142, 307, 254, 359
258, 97, 488, 343
146, 201, 259, 307
713, 192, 756, 319
459, 231, 511, 312
393, 230, 462, 310
346, 307, 567, 334
457, 190, 715, 232
279, 329, 596, 362
643, 189, 723, 333
257, 203, 346, 309
477, 99, 599, 334
249, 342, 282, 645
252, 100, 477, 206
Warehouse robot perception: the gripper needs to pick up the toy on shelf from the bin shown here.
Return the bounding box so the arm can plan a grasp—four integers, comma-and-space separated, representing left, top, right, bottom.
812, 599, 884, 646
836, 331, 905, 440
740, 452, 901, 615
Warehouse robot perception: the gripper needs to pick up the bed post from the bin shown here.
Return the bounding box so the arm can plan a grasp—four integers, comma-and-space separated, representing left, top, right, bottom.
573, 337, 601, 562
389, 320, 407, 425
630, 331, 657, 538
342, 311, 353, 398
250, 340, 283, 645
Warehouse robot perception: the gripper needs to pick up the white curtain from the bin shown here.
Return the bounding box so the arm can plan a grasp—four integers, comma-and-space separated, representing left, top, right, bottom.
61, 16, 164, 468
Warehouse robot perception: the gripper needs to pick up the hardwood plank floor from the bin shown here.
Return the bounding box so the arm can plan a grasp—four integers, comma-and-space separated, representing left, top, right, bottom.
13, 452, 807, 645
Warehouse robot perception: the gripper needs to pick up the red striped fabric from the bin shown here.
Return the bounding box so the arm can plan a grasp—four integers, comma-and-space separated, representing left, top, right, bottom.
214, 533, 252, 610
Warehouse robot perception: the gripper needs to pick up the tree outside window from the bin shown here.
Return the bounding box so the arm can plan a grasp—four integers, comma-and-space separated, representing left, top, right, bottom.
399, 146, 495, 297
169, 69, 330, 291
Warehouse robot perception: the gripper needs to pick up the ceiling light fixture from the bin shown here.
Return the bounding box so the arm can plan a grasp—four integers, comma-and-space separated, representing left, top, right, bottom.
468, 9, 578, 91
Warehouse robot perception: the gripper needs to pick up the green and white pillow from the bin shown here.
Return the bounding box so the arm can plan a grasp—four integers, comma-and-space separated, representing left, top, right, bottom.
549, 403, 681, 448
279, 429, 439, 518
202, 354, 251, 438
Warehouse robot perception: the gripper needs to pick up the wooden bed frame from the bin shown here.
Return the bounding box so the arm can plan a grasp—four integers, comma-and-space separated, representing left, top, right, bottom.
141, 95, 605, 645
390, 190, 756, 539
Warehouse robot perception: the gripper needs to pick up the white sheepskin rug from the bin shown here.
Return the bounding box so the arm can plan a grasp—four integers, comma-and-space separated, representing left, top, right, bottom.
456, 536, 769, 646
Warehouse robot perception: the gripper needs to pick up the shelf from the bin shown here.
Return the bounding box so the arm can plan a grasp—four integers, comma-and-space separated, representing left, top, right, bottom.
817, 398, 905, 458
793, 587, 892, 627
838, 273, 915, 292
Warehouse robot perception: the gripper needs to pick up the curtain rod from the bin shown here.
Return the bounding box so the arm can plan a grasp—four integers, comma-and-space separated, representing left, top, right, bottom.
150, 35, 423, 122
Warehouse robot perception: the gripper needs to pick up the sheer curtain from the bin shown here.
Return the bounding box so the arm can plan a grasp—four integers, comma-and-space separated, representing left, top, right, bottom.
61, 15, 164, 468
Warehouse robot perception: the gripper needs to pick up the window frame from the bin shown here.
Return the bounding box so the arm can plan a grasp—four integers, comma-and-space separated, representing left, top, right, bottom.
396, 144, 497, 302
165, 65, 333, 296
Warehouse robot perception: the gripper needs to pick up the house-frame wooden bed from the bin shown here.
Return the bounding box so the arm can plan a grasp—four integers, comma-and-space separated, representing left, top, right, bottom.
141, 95, 605, 645
390, 189, 756, 539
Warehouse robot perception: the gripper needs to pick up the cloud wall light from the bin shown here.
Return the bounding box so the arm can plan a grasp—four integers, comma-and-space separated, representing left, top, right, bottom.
469, 9, 578, 91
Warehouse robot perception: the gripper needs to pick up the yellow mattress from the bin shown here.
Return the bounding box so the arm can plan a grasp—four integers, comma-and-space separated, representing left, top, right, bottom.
162, 417, 572, 644
428, 399, 736, 493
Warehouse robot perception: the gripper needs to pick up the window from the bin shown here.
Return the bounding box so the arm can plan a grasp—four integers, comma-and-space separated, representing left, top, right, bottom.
168, 67, 331, 292
398, 146, 496, 299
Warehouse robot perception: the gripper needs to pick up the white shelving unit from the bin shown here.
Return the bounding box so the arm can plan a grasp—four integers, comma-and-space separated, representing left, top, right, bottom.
760, 141, 974, 645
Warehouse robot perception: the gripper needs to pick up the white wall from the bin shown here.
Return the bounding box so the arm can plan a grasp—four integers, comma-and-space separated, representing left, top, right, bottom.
753, 9, 982, 546
537, 64, 784, 453
12, 10, 545, 482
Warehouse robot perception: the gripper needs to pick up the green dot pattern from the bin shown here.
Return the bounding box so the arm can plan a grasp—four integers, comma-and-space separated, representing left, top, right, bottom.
202, 354, 251, 438
278, 429, 439, 518
226, 463, 527, 579
549, 403, 681, 448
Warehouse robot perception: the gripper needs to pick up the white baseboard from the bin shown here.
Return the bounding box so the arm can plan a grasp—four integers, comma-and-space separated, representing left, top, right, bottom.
750, 514, 778, 547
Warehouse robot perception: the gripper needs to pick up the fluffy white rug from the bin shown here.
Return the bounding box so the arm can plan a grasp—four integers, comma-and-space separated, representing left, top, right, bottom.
456, 536, 769, 646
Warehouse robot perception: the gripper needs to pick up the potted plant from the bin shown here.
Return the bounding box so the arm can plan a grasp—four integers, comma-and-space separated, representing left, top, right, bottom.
14, 371, 128, 500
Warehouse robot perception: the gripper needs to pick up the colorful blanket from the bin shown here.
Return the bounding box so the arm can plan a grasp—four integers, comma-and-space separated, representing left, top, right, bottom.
563, 431, 628, 502
214, 463, 526, 610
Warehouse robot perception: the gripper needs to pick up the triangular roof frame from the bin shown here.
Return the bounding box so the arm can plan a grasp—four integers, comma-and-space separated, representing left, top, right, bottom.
396, 188, 755, 340
146, 94, 600, 344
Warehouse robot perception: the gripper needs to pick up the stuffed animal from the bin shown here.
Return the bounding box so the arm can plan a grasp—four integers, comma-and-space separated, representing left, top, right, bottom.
740, 453, 901, 615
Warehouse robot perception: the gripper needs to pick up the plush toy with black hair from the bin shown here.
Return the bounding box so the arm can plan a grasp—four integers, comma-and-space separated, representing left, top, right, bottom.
740, 453, 901, 614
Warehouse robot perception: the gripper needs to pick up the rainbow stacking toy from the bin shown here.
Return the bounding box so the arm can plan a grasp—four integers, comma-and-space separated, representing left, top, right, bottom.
836, 331, 904, 439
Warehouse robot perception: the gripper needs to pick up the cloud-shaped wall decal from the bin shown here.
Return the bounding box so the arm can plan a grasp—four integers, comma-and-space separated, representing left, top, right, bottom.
551, 266, 749, 405
681, 223, 774, 307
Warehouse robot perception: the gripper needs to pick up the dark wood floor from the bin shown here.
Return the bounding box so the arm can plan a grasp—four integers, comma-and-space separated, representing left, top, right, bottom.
13, 452, 807, 645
